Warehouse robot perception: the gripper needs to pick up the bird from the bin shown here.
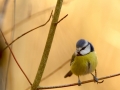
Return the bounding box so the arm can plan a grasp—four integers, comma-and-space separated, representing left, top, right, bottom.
64, 39, 103, 85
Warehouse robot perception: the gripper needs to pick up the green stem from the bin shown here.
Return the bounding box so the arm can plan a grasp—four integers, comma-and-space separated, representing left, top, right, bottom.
31, 0, 63, 90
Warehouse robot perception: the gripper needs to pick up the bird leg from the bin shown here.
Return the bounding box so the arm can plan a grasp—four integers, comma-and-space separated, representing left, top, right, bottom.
91, 69, 104, 84
78, 76, 81, 86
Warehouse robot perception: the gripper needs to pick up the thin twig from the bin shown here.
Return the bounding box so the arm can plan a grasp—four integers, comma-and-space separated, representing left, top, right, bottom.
3, 0, 73, 35
37, 73, 120, 89
3, 7, 54, 35
2, 10, 53, 52
56, 14, 68, 24
0, 0, 9, 90
0, 29, 32, 85
5, 0, 16, 90
25, 59, 70, 90
0, 0, 8, 14
41, 59, 70, 81
31, 0, 63, 90
0, 0, 9, 26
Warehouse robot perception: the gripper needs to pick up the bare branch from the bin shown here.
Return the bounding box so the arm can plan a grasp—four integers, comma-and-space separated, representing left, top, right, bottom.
31, 0, 63, 90
37, 73, 120, 89
0, 0, 9, 26
3, 0, 73, 35
56, 14, 68, 24
2, 10, 53, 52
0, 29, 32, 85
25, 59, 70, 90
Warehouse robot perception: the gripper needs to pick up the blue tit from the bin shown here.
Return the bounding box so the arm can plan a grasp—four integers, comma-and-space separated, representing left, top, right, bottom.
64, 39, 103, 85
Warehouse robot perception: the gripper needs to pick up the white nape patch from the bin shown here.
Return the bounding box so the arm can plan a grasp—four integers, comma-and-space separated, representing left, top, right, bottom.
80, 44, 91, 55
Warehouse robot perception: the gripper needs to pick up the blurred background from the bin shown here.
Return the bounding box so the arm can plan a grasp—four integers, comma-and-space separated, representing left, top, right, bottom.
1, 0, 120, 90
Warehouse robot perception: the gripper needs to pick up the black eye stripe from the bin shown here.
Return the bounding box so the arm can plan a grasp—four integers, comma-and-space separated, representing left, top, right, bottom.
80, 43, 89, 51
81, 47, 86, 50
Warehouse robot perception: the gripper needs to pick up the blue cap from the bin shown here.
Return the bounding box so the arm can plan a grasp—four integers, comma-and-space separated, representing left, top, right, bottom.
76, 39, 86, 48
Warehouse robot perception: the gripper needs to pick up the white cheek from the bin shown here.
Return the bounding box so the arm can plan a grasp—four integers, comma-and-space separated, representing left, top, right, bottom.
80, 45, 90, 55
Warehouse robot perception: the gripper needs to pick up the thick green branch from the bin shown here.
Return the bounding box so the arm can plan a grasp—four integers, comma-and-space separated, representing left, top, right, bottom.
31, 0, 63, 90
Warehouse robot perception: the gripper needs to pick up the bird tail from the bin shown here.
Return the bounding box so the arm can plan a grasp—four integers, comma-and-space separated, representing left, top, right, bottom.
64, 71, 73, 78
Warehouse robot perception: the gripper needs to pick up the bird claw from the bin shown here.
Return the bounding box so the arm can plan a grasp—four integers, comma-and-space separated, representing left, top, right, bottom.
78, 79, 81, 86
93, 76, 104, 84
91, 72, 104, 84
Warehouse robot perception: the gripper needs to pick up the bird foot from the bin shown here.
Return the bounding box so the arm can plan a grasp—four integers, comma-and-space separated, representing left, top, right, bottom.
93, 76, 104, 84
78, 79, 81, 86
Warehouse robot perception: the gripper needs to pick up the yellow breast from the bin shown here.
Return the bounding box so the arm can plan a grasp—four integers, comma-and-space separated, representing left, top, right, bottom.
71, 52, 97, 76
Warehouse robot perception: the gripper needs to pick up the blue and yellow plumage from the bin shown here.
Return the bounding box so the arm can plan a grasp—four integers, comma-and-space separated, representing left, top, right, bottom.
71, 52, 97, 76
64, 39, 103, 85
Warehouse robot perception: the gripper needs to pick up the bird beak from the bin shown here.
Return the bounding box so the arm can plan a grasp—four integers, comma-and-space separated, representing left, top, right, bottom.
75, 48, 81, 55
76, 48, 81, 52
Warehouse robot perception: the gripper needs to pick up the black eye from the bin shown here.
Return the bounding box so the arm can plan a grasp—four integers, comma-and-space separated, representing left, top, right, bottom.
81, 44, 89, 50
81, 47, 86, 50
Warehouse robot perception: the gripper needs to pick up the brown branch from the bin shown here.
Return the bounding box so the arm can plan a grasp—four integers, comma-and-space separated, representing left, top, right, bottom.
37, 73, 120, 89
3, 0, 73, 35
0, 0, 9, 26
0, 1, 9, 90
31, 0, 63, 90
1, 0, 8, 14
0, 0, 8, 34
25, 59, 70, 90
2, 10, 53, 52
0, 29, 32, 85
56, 14, 68, 24
3, 8, 54, 35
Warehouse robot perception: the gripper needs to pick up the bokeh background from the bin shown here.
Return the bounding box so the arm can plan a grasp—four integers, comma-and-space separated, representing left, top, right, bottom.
1, 0, 120, 90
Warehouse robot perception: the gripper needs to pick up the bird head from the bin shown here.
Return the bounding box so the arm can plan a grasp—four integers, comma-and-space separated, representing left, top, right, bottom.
75, 39, 94, 56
